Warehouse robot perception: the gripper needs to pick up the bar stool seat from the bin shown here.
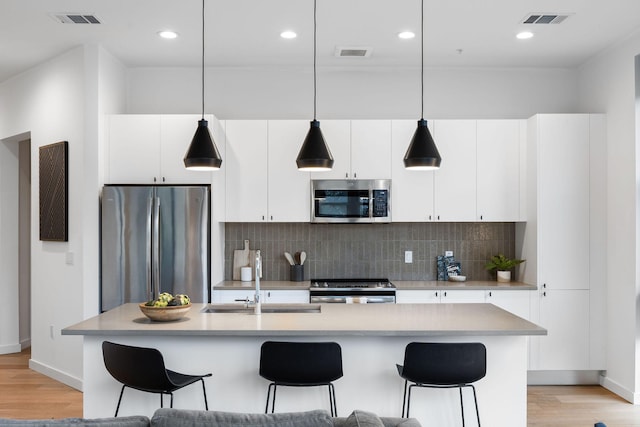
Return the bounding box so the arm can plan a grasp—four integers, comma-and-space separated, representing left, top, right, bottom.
102, 341, 212, 416
396, 342, 486, 426
259, 341, 343, 416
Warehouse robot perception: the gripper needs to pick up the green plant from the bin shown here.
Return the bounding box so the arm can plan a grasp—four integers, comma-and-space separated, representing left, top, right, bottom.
485, 254, 525, 271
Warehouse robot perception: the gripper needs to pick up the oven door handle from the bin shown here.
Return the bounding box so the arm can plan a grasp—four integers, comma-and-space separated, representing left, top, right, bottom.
310, 296, 347, 303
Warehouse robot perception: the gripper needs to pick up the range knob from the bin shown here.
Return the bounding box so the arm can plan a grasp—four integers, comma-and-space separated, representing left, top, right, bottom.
322, 282, 329, 288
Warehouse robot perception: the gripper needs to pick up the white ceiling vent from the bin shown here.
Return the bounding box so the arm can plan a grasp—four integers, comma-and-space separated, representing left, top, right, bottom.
50, 13, 101, 24
521, 13, 571, 24
335, 47, 373, 58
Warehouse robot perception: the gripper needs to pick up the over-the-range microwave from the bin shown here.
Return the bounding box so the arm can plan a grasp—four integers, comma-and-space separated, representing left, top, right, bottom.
311, 179, 391, 223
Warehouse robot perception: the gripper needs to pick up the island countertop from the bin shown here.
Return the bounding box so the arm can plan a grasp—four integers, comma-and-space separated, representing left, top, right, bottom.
62, 302, 546, 337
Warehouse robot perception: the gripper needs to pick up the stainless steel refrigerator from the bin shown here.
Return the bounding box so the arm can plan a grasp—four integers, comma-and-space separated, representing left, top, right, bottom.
100, 185, 210, 312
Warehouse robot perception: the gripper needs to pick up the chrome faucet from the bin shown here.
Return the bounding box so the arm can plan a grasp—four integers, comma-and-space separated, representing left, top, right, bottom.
254, 250, 261, 315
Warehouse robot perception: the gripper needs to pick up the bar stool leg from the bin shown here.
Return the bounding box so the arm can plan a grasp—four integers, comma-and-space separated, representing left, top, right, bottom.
271, 384, 278, 413
201, 379, 209, 410
471, 385, 481, 427
115, 385, 126, 417
401, 380, 408, 417
406, 384, 414, 417
458, 387, 465, 427
328, 383, 338, 416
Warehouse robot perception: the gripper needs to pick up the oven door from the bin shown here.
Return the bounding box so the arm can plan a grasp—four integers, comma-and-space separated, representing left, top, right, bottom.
310, 290, 396, 304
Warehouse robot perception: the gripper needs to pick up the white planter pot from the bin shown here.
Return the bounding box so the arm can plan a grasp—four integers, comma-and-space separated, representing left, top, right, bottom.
497, 270, 511, 283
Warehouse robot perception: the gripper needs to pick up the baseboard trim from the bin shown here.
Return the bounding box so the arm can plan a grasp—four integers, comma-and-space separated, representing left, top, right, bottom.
0, 342, 22, 355
527, 370, 603, 385
29, 358, 83, 392
600, 374, 639, 403
20, 338, 31, 350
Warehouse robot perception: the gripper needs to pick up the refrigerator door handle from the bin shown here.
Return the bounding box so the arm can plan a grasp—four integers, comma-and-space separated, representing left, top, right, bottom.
152, 196, 161, 299
146, 197, 153, 301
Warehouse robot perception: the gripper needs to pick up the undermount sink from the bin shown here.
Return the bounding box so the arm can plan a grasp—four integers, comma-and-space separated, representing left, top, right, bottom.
201, 303, 322, 314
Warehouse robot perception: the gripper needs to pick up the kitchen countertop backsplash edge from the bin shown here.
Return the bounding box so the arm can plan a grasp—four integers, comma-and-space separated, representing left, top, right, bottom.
213, 280, 537, 291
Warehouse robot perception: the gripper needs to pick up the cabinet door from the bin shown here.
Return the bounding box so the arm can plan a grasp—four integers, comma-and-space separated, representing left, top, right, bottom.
264, 290, 310, 303
107, 115, 161, 184
538, 115, 590, 290
395, 290, 440, 303
310, 120, 351, 180
476, 120, 521, 221
391, 120, 435, 222
486, 290, 531, 320
212, 290, 261, 304
440, 290, 486, 303
225, 120, 268, 222
433, 120, 477, 221
267, 121, 311, 222
350, 120, 392, 179
160, 115, 213, 184
532, 289, 589, 370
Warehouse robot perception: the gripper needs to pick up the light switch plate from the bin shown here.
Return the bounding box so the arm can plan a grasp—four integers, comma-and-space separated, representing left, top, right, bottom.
404, 251, 413, 263
445, 250, 453, 257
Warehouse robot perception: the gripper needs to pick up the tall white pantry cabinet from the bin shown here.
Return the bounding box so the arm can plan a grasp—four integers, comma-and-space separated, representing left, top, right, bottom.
517, 114, 606, 372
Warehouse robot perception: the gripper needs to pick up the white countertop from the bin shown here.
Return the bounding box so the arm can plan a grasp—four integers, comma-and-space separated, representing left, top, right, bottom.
213, 280, 536, 291
62, 302, 546, 337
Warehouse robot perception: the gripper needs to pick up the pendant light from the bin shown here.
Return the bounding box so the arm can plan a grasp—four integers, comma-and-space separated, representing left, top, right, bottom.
184, 0, 222, 170
404, 0, 441, 170
296, 0, 334, 171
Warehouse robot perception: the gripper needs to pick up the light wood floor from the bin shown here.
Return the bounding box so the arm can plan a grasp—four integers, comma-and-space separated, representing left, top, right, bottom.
2, 348, 640, 425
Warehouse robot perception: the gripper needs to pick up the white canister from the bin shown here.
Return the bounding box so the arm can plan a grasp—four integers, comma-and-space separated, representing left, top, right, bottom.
240, 266, 252, 282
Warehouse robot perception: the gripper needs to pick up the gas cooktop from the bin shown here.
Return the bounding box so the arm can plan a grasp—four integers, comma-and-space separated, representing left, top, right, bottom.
310, 278, 395, 290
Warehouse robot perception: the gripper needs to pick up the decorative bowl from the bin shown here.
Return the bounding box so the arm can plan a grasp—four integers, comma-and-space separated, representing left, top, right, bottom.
448, 275, 467, 282
139, 303, 192, 322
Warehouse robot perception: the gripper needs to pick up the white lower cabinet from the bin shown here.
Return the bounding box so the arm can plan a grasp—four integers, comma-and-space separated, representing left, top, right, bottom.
213, 289, 309, 304
440, 289, 486, 303
395, 290, 441, 304
485, 290, 531, 321
396, 289, 531, 315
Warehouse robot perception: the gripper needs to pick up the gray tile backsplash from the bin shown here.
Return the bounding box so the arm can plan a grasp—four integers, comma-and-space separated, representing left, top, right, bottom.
225, 222, 516, 281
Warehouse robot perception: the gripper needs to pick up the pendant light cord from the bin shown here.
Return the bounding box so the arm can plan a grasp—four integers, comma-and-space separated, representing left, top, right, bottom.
201, 0, 205, 120
313, 0, 317, 120
420, 0, 424, 120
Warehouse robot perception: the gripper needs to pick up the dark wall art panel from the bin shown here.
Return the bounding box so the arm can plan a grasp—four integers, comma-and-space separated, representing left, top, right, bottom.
39, 141, 68, 241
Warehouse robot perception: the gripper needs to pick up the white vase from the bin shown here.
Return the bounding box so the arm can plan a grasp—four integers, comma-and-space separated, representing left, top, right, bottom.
497, 270, 511, 283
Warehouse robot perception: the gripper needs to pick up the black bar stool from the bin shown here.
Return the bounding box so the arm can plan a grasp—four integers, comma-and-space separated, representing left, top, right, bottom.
259, 341, 343, 416
396, 342, 486, 426
102, 341, 212, 416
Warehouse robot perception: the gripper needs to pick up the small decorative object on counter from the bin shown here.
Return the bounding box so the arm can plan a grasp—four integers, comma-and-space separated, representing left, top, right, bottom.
437, 254, 461, 281
286, 250, 306, 281
485, 254, 525, 283
140, 292, 191, 321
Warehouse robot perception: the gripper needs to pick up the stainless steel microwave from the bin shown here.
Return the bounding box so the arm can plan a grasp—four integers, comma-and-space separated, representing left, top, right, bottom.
311, 179, 391, 223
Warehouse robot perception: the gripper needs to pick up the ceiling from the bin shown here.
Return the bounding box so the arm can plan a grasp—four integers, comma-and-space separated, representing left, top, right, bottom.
1, 0, 640, 84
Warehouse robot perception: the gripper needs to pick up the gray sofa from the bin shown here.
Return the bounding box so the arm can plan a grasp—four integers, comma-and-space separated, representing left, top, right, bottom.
0, 409, 421, 427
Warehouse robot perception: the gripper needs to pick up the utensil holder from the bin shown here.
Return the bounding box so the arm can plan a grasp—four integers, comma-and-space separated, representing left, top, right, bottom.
290, 265, 304, 282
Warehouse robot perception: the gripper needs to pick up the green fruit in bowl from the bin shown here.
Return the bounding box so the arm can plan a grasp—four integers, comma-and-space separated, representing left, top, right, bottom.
158, 292, 173, 303
175, 294, 190, 306
153, 299, 168, 308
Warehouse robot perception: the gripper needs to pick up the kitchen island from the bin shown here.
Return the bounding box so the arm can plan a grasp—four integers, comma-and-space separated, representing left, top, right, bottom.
63, 302, 545, 426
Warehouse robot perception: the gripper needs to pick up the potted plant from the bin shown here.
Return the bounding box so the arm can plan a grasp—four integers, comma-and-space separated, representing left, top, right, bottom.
485, 254, 525, 283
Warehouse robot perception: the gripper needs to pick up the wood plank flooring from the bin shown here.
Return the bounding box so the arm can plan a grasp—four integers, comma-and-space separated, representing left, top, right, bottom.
2, 348, 640, 425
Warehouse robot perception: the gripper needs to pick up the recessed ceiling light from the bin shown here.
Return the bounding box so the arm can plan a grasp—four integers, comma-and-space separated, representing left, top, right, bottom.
398, 31, 415, 39
516, 31, 534, 40
280, 30, 297, 39
158, 30, 178, 39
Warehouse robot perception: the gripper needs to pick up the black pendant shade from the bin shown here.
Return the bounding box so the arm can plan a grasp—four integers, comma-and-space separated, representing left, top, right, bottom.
404, 119, 441, 170
184, 119, 222, 170
184, 0, 222, 171
296, 120, 334, 171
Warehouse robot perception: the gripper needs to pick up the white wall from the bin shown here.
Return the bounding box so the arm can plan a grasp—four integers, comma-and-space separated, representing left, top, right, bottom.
0, 45, 126, 390
127, 66, 579, 119
577, 31, 640, 402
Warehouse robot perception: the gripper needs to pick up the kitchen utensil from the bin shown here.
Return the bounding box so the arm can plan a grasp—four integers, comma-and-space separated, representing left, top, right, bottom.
300, 251, 306, 265
284, 252, 295, 266
294, 252, 301, 264
240, 266, 252, 282
233, 240, 257, 280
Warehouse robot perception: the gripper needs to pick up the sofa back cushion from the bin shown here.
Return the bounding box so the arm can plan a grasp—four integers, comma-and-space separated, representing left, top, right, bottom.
0, 416, 150, 427
151, 409, 333, 427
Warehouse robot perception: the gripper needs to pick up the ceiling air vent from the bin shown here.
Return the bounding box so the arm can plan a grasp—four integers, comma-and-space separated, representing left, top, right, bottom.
521, 13, 571, 25
50, 13, 102, 24
335, 47, 373, 58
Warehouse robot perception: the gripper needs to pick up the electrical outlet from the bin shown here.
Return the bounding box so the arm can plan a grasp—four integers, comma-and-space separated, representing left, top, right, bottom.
404, 251, 413, 263
65, 251, 74, 265
445, 250, 453, 257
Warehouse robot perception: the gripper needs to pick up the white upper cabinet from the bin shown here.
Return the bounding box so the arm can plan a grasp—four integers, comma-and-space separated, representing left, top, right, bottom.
476, 120, 522, 221
225, 120, 269, 222
310, 120, 351, 180
311, 120, 392, 180
350, 120, 392, 179
391, 120, 435, 222
433, 120, 477, 221
267, 121, 311, 222
107, 115, 161, 184
107, 114, 215, 184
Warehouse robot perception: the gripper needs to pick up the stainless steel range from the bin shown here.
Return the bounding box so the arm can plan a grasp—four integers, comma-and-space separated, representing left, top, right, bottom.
309, 278, 396, 304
